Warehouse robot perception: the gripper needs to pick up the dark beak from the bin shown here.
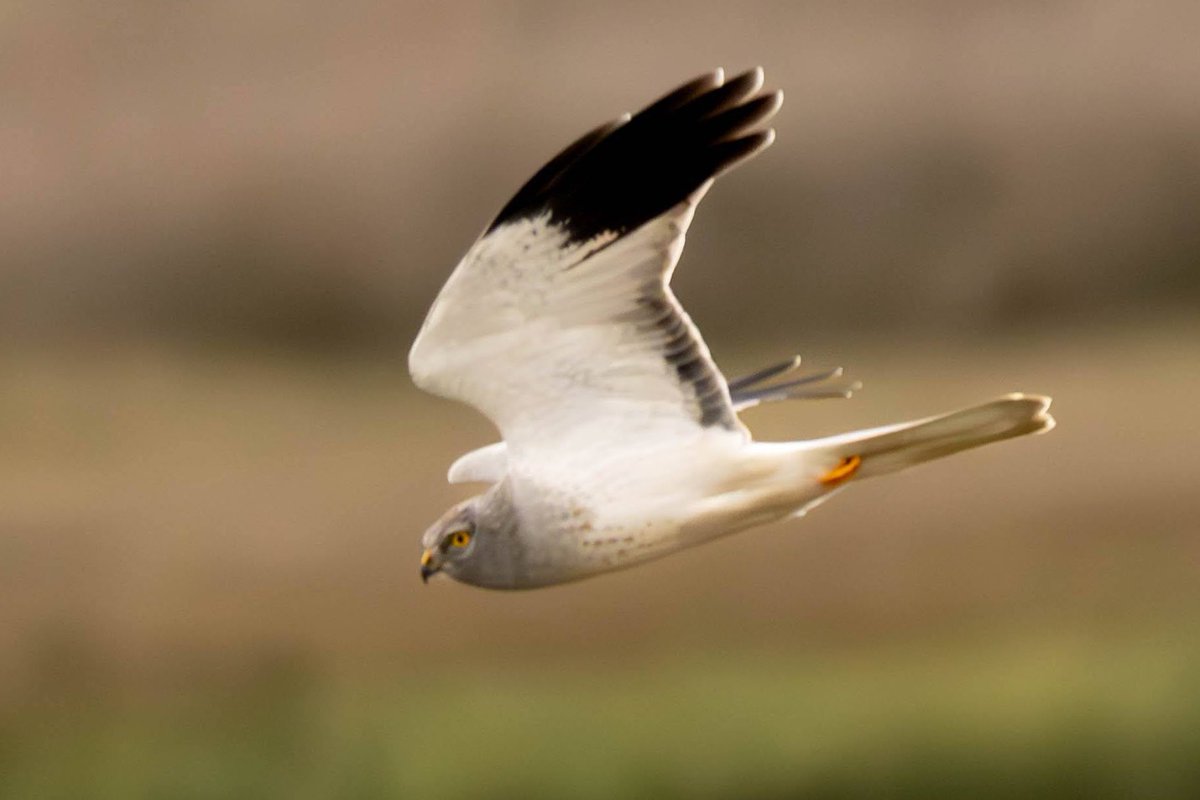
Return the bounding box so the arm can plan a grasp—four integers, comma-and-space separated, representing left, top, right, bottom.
420, 549, 438, 584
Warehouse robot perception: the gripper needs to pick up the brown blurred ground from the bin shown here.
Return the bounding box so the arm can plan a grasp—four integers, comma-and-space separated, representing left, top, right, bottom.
1, 2, 1199, 796
2, 317, 1198, 695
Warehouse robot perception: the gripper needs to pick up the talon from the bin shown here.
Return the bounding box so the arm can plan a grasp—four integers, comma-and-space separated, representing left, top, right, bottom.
820, 455, 861, 486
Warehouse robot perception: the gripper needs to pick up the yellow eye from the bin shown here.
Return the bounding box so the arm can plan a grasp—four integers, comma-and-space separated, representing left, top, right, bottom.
449, 530, 472, 548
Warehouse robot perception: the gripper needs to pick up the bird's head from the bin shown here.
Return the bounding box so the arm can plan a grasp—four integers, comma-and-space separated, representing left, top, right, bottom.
418, 492, 519, 588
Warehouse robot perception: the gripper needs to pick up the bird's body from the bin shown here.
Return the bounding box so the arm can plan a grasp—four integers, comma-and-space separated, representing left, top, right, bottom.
410, 68, 1054, 590
452, 429, 768, 589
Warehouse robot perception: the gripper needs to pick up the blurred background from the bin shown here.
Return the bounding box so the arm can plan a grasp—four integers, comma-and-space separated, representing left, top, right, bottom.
2, 1, 1199, 797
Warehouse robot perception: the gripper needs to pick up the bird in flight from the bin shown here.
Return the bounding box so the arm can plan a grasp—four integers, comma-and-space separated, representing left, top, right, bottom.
409, 67, 1054, 589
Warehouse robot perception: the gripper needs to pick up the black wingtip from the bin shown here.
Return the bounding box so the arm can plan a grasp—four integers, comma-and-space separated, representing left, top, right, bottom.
640, 69, 725, 119
486, 68, 782, 242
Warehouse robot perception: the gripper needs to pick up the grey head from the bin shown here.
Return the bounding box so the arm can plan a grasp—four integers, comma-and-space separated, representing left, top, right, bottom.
419, 487, 522, 589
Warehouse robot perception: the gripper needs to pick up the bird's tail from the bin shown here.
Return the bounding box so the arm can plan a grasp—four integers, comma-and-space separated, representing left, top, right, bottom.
806, 394, 1055, 483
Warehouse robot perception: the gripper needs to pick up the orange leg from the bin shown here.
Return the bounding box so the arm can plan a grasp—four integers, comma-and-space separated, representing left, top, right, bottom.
819, 455, 862, 486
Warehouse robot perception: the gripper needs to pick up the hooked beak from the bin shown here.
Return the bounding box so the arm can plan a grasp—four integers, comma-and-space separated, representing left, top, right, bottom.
420, 548, 439, 583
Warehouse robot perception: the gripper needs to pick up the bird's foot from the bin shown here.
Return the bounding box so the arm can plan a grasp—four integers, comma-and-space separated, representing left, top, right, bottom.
819, 455, 861, 486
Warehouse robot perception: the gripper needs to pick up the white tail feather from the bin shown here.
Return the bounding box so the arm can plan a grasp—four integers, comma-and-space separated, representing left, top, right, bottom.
809, 394, 1054, 479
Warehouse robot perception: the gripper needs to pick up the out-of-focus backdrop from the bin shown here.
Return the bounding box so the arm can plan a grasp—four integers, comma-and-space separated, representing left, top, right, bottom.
2, 2, 1198, 797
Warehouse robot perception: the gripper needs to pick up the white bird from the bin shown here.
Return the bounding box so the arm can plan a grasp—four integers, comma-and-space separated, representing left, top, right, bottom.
409, 68, 1054, 589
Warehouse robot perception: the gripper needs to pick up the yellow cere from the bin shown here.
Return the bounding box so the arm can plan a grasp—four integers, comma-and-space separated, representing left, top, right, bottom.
450, 530, 472, 548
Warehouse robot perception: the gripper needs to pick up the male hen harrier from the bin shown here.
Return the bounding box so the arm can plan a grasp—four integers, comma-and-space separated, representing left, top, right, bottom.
409, 68, 1054, 589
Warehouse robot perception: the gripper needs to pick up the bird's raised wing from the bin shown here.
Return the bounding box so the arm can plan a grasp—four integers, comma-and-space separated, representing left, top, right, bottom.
409, 68, 781, 459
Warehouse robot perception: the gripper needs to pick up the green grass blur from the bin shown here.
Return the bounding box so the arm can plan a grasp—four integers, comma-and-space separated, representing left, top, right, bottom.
5, 632, 1199, 799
